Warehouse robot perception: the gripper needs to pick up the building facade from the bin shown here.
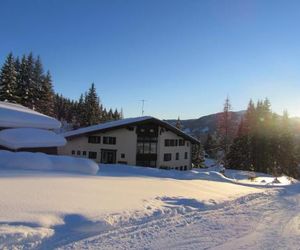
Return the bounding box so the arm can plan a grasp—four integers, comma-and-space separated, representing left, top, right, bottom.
58, 117, 199, 170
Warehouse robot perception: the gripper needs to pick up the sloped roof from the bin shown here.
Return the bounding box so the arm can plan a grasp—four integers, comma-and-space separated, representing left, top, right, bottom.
0, 101, 61, 129
63, 116, 200, 144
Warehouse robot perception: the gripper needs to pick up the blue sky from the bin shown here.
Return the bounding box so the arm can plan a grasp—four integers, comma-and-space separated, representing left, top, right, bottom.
1, 0, 300, 119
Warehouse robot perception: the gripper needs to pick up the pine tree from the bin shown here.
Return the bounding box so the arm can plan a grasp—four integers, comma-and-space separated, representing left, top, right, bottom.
276, 111, 298, 177
192, 140, 205, 167
217, 96, 235, 164
84, 83, 102, 126
204, 133, 219, 158
37, 71, 55, 116
107, 108, 114, 121
0, 53, 18, 102
120, 108, 124, 119
17, 54, 36, 108
33, 56, 45, 112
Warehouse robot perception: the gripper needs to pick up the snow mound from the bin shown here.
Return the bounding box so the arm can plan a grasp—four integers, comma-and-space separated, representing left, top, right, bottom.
0, 128, 66, 149
0, 224, 54, 250
0, 150, 99, 175
0, 101, 61, 129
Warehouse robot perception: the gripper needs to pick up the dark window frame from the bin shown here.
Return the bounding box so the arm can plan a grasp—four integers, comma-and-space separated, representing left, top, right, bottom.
184, 152, 188, 159
88, 151, 97, 159
164, 153, 172, 161
88, 136, 101, 144
103, 136, 116, 145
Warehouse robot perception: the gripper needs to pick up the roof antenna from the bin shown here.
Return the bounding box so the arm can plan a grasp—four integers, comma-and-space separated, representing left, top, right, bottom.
140, 99, 146, 116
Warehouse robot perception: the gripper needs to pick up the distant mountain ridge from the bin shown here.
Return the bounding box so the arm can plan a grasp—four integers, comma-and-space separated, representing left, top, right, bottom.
166, 111, 245, 139
166, 110, 300, 141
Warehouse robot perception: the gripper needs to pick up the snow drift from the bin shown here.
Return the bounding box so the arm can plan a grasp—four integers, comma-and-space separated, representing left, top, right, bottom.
0, 128, 66, 149
0, 101, 61, 129
0, 150, 99, 175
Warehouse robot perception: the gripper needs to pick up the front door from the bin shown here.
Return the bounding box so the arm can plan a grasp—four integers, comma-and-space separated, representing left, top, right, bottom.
101, 149, 117, 164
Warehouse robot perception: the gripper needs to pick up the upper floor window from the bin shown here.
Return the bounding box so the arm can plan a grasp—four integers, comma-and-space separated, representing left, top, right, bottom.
165, 139, 178, 147
179, 139, 185, 146
103, 136, 116, 145
88, 136, 101, 144
185, 152, 188, 159
176, 152, 179, 160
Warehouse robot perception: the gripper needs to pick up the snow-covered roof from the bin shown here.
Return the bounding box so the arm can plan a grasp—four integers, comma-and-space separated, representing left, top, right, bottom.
0, 128, 66, 150
63, 116, 152, 137
0, 101, 61, 129
63, 116, 200, 144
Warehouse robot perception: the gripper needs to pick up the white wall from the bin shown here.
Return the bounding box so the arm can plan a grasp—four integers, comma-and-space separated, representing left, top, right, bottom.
58, 127, 137, 165
58, 125, 194, 170
157, 128, 192, 170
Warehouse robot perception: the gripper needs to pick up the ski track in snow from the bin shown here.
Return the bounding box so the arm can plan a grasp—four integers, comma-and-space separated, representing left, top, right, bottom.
48, 186, 300, 250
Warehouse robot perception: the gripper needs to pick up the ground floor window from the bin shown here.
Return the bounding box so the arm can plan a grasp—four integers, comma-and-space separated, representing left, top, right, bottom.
164, 153, 172, 161
88, 151, 97, 159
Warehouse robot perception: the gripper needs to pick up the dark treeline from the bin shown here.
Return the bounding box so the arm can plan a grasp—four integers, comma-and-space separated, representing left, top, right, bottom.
0, 53, 123, 127
205, 98, 300, 179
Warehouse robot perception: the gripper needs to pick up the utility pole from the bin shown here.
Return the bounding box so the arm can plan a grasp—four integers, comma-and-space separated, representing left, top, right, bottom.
140, 99, 146, 116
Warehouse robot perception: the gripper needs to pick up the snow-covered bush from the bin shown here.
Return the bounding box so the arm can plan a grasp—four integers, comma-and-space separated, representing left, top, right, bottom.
0, 150, 99, 175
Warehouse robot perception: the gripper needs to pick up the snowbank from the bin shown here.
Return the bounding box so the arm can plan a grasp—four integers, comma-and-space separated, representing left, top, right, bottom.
224, 169, 297, 186
0, 101, 61, 129
0, 150, 99, 175
0, 128, 66, 149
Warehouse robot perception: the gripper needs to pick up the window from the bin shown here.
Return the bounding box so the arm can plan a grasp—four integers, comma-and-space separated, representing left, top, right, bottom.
176, 153, 179, 160
88, 151, 97, 159
179, 139, 185, 146
165, 139, 179, 147
82, 151, 87, 156
103, 136, 116, 145
149, 143, 157, 154
185, 152, 188, 159
121, 153, 125, 158
71, 150, 75, 155
77, 150, 81, 155
164, 153, 172, 161
88, 136, 100, 144
186, 142, 190, 147
127, 126, 134, 131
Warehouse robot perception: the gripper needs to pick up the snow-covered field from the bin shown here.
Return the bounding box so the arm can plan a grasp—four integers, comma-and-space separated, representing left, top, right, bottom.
0, 164, 299, 249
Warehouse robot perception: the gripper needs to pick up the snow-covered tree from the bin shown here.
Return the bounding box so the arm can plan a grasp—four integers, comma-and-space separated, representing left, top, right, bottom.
0, 53, 18, 102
